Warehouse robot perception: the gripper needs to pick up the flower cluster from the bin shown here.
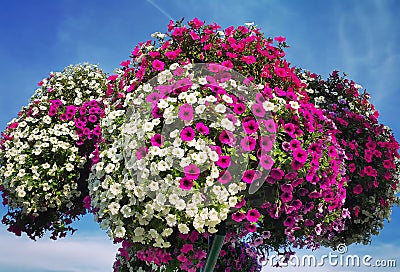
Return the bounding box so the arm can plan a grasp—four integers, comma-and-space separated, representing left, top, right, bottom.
113, 229, 262, 272
0, 64, 107, 239
301, 70, 400, 246
89, 18, 350, 270
89, 63, 274, 245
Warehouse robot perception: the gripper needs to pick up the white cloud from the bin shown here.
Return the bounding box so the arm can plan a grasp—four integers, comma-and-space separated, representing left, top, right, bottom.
0, 228, 118, 272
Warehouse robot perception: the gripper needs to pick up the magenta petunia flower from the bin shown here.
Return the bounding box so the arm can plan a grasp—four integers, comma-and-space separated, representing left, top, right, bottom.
184, 164, 200, 180
280, 191, 293, 203
231, 211, 246, 222
150, 133, 164, 147
180, 127, 195, 141
65, 105, 77, 115
152, 59, 165, 71
251, 103, 266, 117
210, 145, 222, 155
259, 154, 274, 170
136, 146, 148, 160
151, 107, 163, 118
284, 123, 296, 136
59, 113, 68, 121
240, 136, 256, 151
291, 159, 303, 171
280, 183, 293, 193
195, 122, 209, 135
328, 145, 338, 158
246, 209, 260, 222
219, 130, 236, 146
180, 243, 194, 254
48, 106, 58, 117
293, 149, 308, 163
241, 55, 256, 64
353, 184, 363, 195
218, 170, 232, 184
270, 168, 284, 180
235, 198, 246, 209
283, 216, 295, 227
383, 159, 396, 169
88, 114, 98, 123
364, 165, 378, 177
245, 224, 257, 233
179, 177, 194, 190
146, 92, 161, 106
216, 155, 231, 168
233, 103, 246, 114
242, 169, 260, 184
242, 118, 259, 134
289, 139, 301, 150
178, 103, 194, 121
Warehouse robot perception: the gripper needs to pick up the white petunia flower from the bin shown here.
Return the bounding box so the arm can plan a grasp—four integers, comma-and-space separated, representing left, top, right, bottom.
262, 101, 275, 111
178, 223, 189, 234
114, 226, 126, 238
214, 104, 226, 113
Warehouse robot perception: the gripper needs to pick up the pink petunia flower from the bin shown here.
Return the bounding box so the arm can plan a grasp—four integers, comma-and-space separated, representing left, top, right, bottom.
293, 149, 308, 163
246, 209, 260, 222
218, 170, 232, 184
241, 55, 256, 64
180, 127, 195, 141
216, 155, 231, 168
120, 60, 130, 67
195, 122, 209, 135
146, 92, 160, 106
181, 243, 194, 254
252, 103, 266, 117
270, 168, 285, 180
240, 136, 256, 151
283, 216, 295, 227
232, 211, 246, 222
219, 130, 236, 146
178, 103, 194, 121
274, 36, 286, 43
245, 224, 257, 233
184, 164, 200, 180
136, 146, 148, 160
88, 114, 98, 123
179, 177, 194, 190
280, 191, 293, 202
242, 169, 260, 184
259, 154, 274, 170
150, 134, 164, 147
152, 59, 165, 71
233, 103, 246, 114
242, 119, 259, 134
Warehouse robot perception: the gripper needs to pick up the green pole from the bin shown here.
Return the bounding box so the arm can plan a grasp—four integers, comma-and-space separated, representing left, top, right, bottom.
203, 222, 226, 272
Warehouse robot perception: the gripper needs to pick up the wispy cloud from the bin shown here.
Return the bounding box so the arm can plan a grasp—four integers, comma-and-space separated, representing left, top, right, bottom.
145, 0, 176, 21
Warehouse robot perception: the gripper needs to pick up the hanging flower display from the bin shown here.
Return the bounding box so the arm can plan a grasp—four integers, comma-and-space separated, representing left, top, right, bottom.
87, 18, 351, 270
301, 70, 400, 246
0, 17, 398, 272
0, 64, 108, 239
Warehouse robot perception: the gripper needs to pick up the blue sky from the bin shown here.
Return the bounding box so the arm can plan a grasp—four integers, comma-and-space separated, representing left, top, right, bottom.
0, 0, 399, 271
